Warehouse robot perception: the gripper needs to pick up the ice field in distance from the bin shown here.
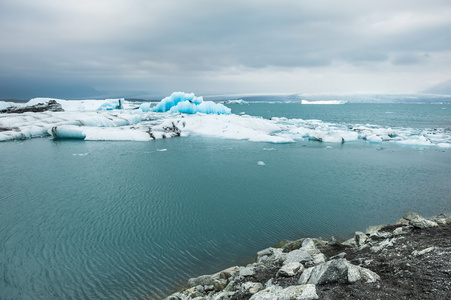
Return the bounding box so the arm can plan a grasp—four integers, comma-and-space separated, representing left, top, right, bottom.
0, 91, 450, 147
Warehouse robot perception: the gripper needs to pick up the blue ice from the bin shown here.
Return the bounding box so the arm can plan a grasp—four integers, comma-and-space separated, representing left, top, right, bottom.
150, 92, 231, 114
97, 99, 123, 110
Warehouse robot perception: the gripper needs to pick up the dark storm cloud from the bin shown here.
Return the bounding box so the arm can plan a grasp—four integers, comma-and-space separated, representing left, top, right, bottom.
1, 0, 451, 97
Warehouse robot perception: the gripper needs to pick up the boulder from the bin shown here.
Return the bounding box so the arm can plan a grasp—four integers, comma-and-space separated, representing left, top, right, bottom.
241, 282, 264, 294
299, 258, 380, 285
213, 291, 236, 300
283, 239, 305, 253
393, 226, 412, 236
354, 231, 368, 247
256, 247, 286, 263
341, 237, 356, 247
394, 218, 410, 226
284, 249, 312, 265
301, 238, 316, 251
311, 253, 326, 265
249, 284, 318, 300
239, 266, 255, 277
277, 262, 304, 277
365, 225, 386, 237
403, 211, 422, 221
430, 214, 451, 225
219, 266, 239, 280
410, 218, 438, 229
188, 275, 216, 287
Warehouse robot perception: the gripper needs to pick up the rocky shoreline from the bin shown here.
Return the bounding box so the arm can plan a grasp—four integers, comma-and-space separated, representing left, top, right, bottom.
164, 212, 451, 299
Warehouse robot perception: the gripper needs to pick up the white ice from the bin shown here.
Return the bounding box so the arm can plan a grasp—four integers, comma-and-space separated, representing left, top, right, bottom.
1, 94, 451, 147
0, 101, 19, 110
301, 100, 347, 104
26, 98, 134, 111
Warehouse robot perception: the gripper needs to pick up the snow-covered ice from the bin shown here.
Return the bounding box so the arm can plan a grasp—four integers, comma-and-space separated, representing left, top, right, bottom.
1, 93, 451, 147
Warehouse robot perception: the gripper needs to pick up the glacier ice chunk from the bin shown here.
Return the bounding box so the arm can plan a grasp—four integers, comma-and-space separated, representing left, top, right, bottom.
151, 92, 231, 114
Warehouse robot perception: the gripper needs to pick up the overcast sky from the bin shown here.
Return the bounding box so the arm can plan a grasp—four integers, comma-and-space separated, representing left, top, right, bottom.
1, 0, 451, 98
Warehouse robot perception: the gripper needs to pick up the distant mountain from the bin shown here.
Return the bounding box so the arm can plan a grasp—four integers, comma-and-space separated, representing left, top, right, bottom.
421, 79, 451, 95
0, 81, 105, 100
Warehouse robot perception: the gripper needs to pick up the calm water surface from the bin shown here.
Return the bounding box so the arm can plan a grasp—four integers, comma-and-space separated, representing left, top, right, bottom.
1, 103, 450, 299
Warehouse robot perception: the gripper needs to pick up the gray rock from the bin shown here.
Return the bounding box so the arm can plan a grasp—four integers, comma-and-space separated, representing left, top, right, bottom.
219, 266, 239, 280
327, 236, 337, 245
347, 264, 362, 283
277, 262, 304, 277
370, 239, 394, 253
188, 291, 204, 298
395, 218, 410, 226
375, 231, 393, 239
329, 252, 346, 260
299, 259, 348, 285
284, 249, 312, 265
249, 284, 318, 300
354, 231, 368, 247
188, 275, 216, 288
283, 239, 305, 253
410, 218, 438, 229
239, 266, 255, 277
241, 282, 264, 294
204, 285, 215, 292
366, 225, 386, 236
299, 258, 380, 285
341, 238, 356, 247
164, 293, 185, 300
412, 246, 436, 257
257, 247, 286, 263
359, 267, 381, 283
302, 238, 316, 251
393, 226, 412, 236
430, 214, 450, 225
213, 279, 227, 292
256, 248, 274, 259
213, 291, 236, 300
311, 253, 326, 265
403, 211, 422, 221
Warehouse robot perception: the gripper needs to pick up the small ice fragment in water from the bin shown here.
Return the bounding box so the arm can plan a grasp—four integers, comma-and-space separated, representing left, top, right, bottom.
257, 161, 266, 165
326, 146, 332, 149
157, 149, 167, 152
263, 148, 276, 151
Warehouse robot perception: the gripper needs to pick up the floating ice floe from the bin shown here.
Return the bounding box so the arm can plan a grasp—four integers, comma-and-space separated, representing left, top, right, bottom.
25, 98, 132, 111
1, 93, 451, 147
0, 101, 18, 110
301, 100, 348, 104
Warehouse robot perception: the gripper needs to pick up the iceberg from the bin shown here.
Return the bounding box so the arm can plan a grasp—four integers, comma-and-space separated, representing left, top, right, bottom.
151, 92, 231, 114
301, 100, 347, 104
25, 98, 133, 111
1, 93, 451, 146
0, 101, 18, 111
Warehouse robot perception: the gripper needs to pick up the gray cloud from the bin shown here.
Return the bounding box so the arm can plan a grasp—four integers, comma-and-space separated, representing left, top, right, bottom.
1, 0, 451, 98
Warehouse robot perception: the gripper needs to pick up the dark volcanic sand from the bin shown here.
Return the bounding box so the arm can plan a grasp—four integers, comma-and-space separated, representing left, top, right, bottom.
229, 225, 451, 300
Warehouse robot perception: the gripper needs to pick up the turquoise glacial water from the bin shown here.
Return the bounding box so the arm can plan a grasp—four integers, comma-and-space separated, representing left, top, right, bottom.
0, 103, 450, 299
